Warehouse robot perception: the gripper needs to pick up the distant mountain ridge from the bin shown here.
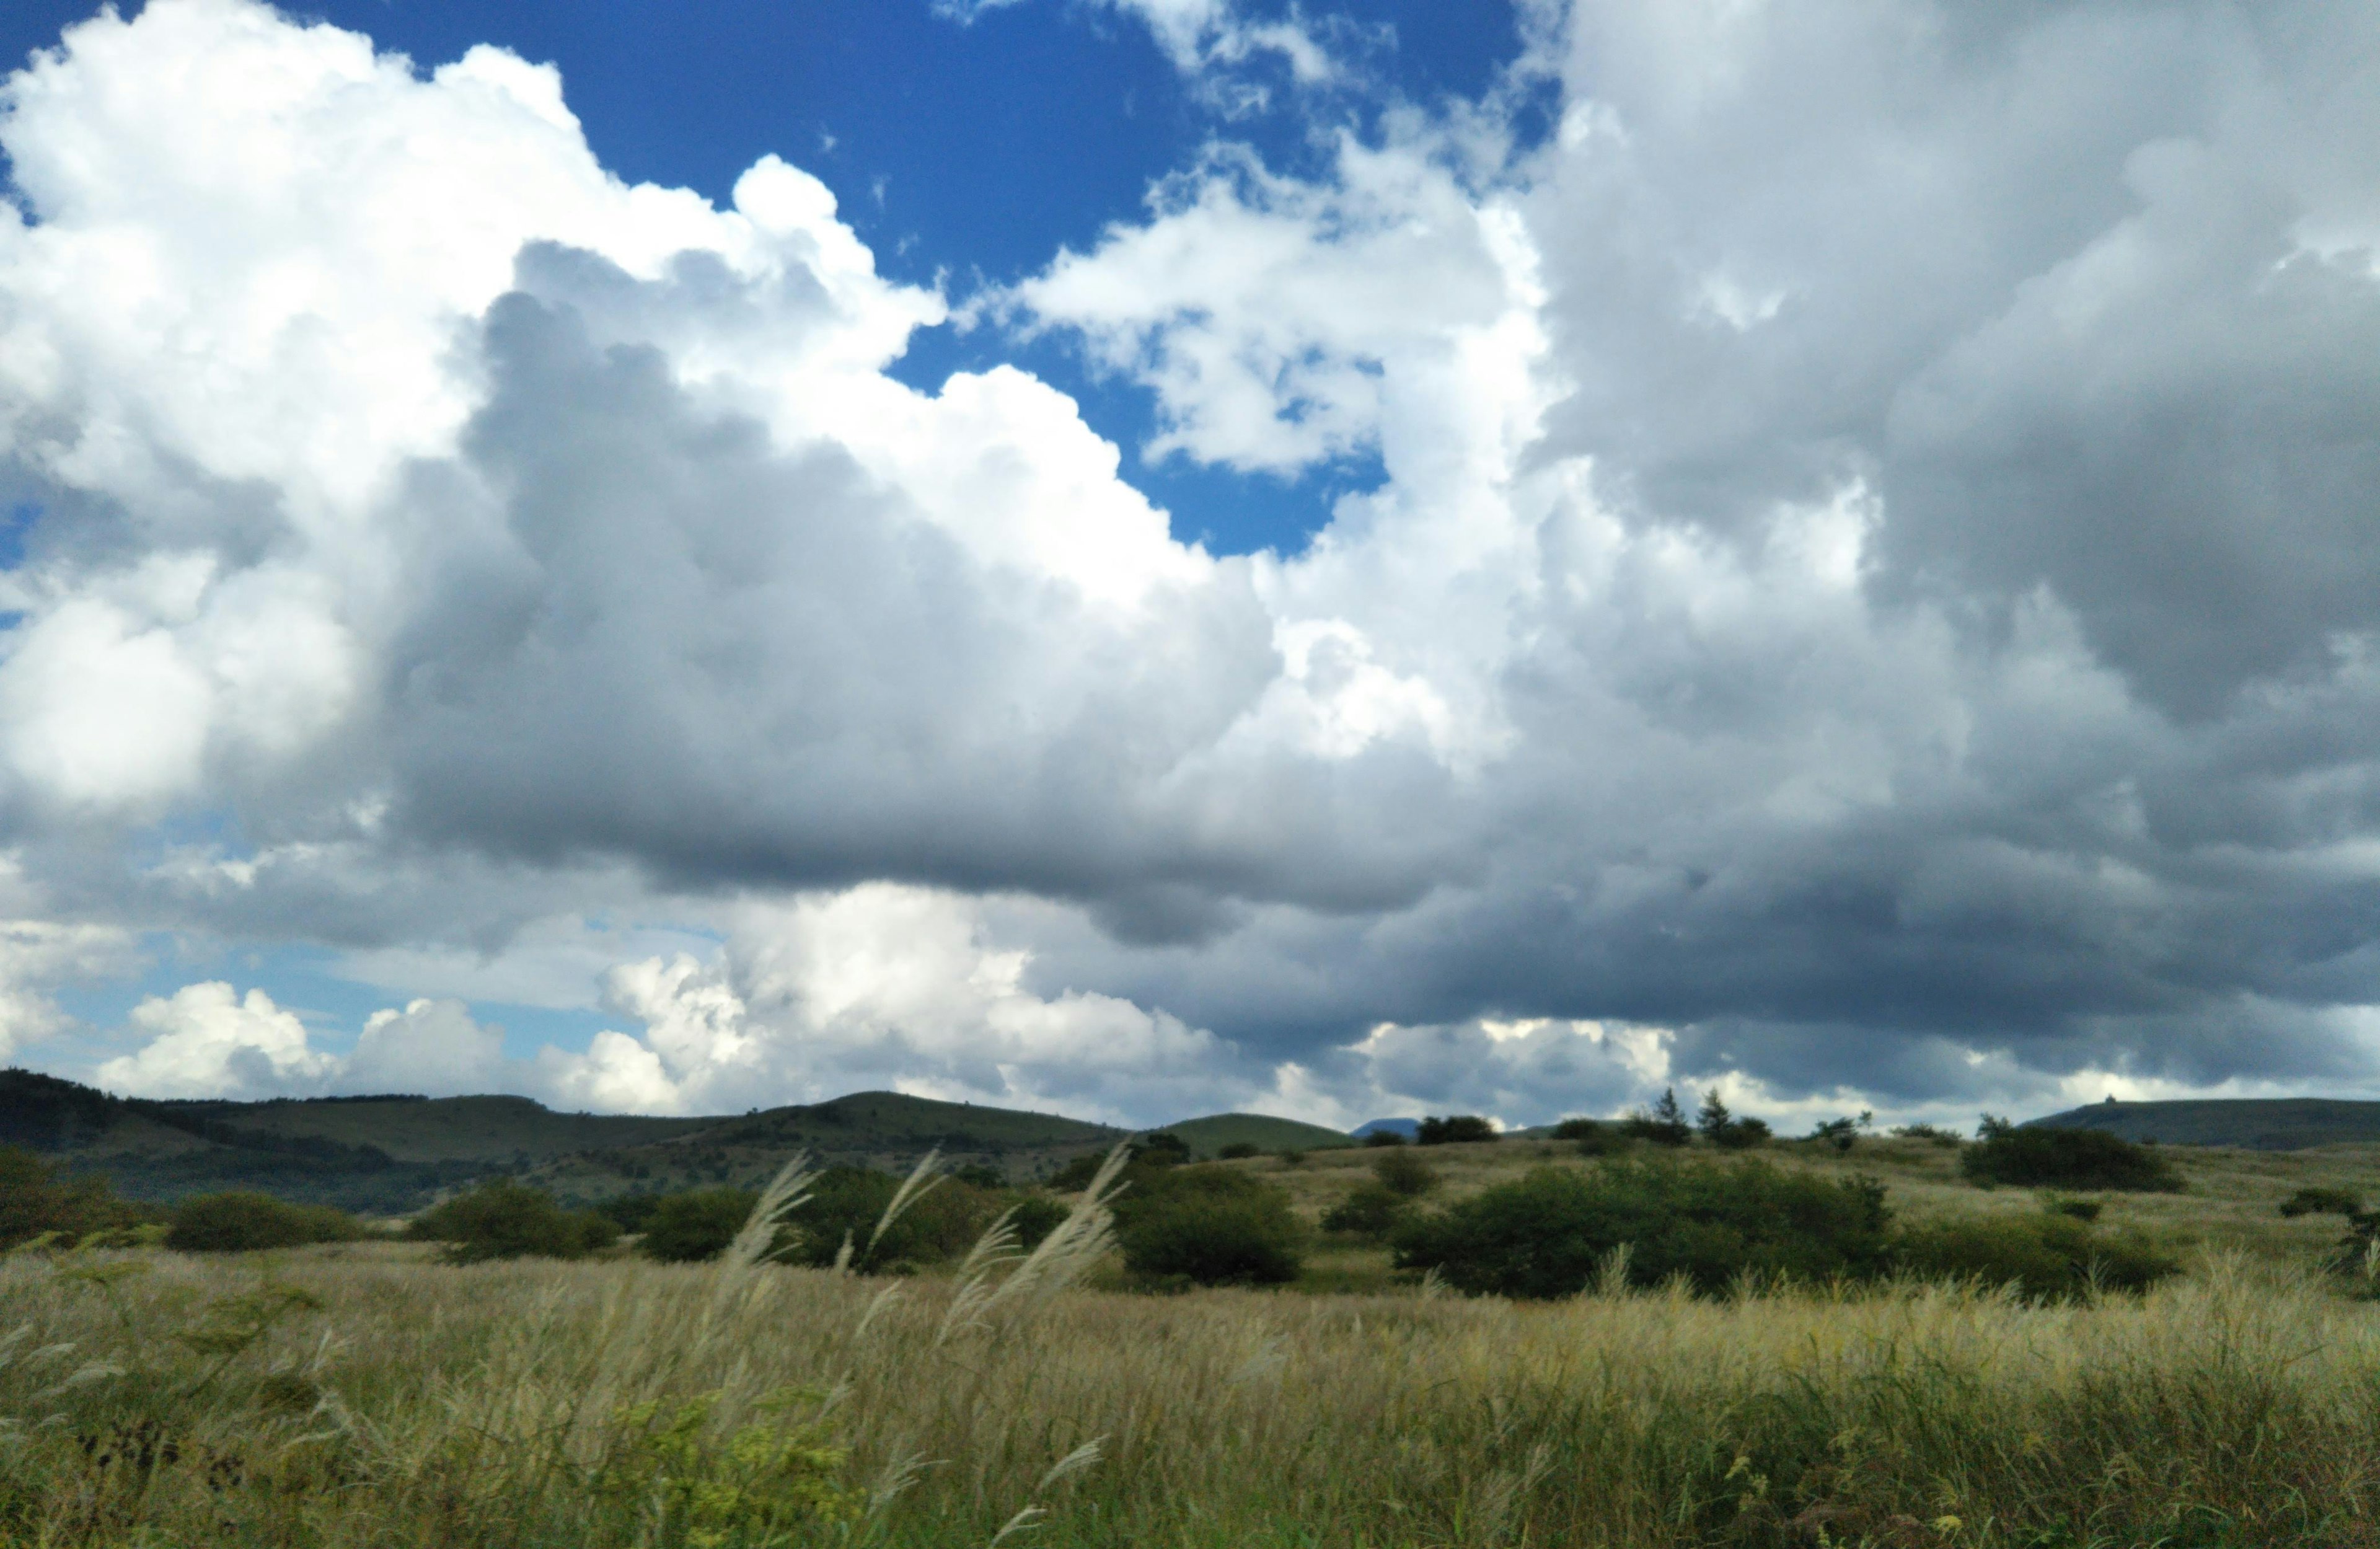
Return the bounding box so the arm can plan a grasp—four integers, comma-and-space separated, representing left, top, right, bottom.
0, 1067, 1350, 1210
2027, 1097, 2380, 1151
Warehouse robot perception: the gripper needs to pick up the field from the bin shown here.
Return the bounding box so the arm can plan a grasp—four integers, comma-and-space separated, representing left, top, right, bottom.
8, 1136, 2380, 1547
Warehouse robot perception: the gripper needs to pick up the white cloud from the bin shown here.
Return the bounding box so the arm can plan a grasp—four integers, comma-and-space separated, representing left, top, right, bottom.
343, 997, 507, 1096
9, 0, 2380, 1128
97, 981, 335, 1100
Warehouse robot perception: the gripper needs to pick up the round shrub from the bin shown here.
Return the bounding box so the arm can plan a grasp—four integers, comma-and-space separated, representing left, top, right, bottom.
1320, 1182, 1408, 1238
637, 1188, 759, 1263
774, 1169, 1001, 1271
166, 1191, 360, 1252
1393, 1160, 1892, 1299
408, 1179, 619, 1263
1362, 1129, 1407, 1147
1217, 1142, 1262, 1160
1416, 1115, 1497, 1146
1115, 1169, 1303, 1286
1370, 1148, 1438, 1198
1960, 1126, 2184, 1193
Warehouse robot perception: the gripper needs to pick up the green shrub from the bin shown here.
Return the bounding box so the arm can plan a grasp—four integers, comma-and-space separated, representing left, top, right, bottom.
1007, 1193, 1069, 1250
408, 1179, 619, 1263
1370, 1147, 1437, 1198
1891, 1212, 2180, 1299
1217, 1142, 1262, 1160
1809, 1113, 1872, 1153
774, 1169, 1000, 1271
165, 1191, 361, 1252
2043, 1197, 2103, 1222
1115, 1168, 1303, 1286
1320, 1183, 1409, 1238
2279, 1186, 2363, 1219
1960, 1124, 2184, 1193
1416, 1115, 1496, 1145
1132, 1133, 1192, 1167
592, 1193, 666, 1234
1047, 1152, 1109, 1191
1362, 1129, 1407, 1147
1891, 1123, 1964, 1146
637, 1188, 759, 1263
1556, 1118, 1629, 1157
1393, 1160, 1892, 1299
0, 1145, 139, 1248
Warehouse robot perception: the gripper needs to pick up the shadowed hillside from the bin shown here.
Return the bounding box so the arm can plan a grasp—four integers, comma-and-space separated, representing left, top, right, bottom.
2029, 1098, 2380, 1150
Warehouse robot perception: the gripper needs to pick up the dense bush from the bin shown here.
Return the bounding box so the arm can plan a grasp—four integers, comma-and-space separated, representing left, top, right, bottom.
592, 1193, 666, 1234
1362, 1129, 1406, 1148
0, 1145, 141, 1248
1891, 1123, 1964, 1147
1961, 1122, 2184, 1193
1416, 1115, 1496, 1145
1370, 1148, 1437, 1198
1217, 1142, 1262, 1160
637, 1188, 759, 1263
1809, 1113, 1873, 1153
1320, 1183, 1409, 1238
774, 1169, 1001, 1271
1890, 1211, 2181, 1300
1006, 1193, 1070, 1250
1132, 1133, 1192, 1166
407, 1179, 620, 1263
1115, 1168, 1303, 1286
1394, 1160, 1892, 1299
2279, 1186, 2363, 1219
165, 1191, 361, 1252
1556, 1118, 1629, 1157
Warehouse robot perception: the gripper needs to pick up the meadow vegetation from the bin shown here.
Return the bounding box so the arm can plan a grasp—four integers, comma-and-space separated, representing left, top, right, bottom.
9, 1130, 2380, 1543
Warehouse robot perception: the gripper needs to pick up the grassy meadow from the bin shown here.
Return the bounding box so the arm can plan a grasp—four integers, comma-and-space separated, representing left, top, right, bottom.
8, 1136, 2380, 1547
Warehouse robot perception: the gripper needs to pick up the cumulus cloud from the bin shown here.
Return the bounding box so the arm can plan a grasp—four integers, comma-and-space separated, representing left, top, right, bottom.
9, 0, 2380, 1127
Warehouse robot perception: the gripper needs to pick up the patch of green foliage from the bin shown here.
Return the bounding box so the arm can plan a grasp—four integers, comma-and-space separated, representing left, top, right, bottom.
1618, 1090, 1692, 1147
773, 1169, 1001, 1271
1362, 1129, 1406, 1147
1370, 1147, 1438, 1198
407, 1178, 620, 1263
1416, 1115, 1496, 1145
1395, 1159, 1892, 1298
1115, 1167, 1303, 1286
164, 1191, 362, 1252
2278, 1185, 2363, 1219
637, 1187, 759, 1264
1556, 1118, 1629, 1157
1962, 1118, 2184, 1193
1695, 1090, 1771, 1150
1809, 1112, 1874, 1153
1006, 1192, 1069, 1250
1890, 1211, 2180, 1300
0, 1144, 143, 1248
1320, 1183, 1409, 1238
1217, 1142, 1261, 1160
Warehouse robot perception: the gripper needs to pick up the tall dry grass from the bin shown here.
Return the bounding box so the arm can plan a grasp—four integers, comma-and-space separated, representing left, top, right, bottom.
6, 1155, 2380, 1547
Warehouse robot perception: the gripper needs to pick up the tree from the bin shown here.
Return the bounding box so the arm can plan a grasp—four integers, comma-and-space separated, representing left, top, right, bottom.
636, 1188, 758, 1263
1620, 1089, 1691, 1147
1416, 1115, 1497, 1145
1696, 1090, 1732, 1142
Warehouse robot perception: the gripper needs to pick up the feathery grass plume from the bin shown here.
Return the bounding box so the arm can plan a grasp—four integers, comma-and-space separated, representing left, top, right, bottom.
863, 1148, 946, 1264
723, 1153, 821, 1274
941, 1144, 1128, 1343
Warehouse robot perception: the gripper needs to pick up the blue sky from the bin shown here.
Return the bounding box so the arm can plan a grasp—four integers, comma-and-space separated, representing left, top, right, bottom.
1, 0, 2376, 1129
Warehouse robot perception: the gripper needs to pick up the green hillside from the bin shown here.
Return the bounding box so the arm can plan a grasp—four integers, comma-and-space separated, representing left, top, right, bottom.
2029, 1097, 2380, 1150
154, 1092, 711, 1162
529, 1090, 1125, 1201
1157, 1113, 1357, 1157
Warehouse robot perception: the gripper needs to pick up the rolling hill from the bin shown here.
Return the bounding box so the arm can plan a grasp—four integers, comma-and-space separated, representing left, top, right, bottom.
1156, 1113, 1359, 1157
0, 1069, 1142, 1209
2028, 1097, 2380, 1150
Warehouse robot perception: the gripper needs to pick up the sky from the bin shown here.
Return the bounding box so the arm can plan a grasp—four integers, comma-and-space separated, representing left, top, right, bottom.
0, 0, 2375, 1133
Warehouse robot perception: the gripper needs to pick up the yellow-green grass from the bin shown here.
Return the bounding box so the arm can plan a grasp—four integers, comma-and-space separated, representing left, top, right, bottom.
10, 1231, 2380, 1547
